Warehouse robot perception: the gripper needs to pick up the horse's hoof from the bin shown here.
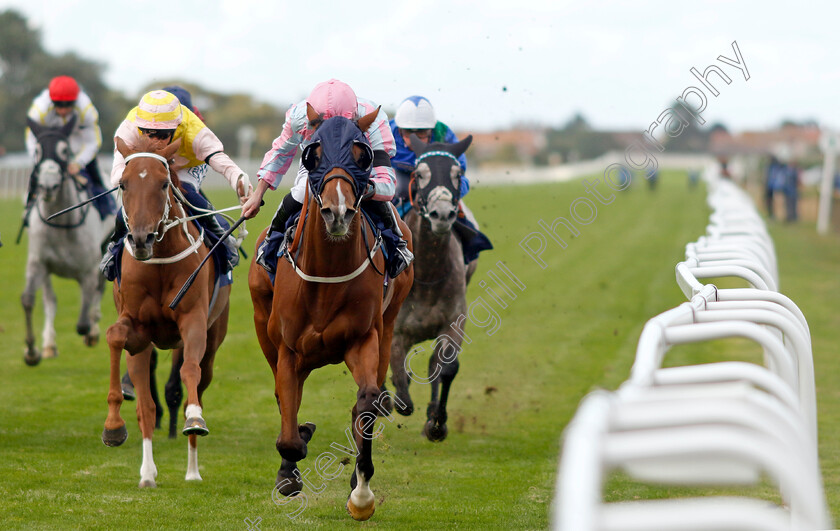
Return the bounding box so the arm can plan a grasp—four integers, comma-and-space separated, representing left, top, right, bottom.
182, 417, 209, 436
76, 323, 91, 337
395, 395, 414, 416
377, 387, 394, 415
347, 497, 376, 521
84, 334, 99, 347
275, 473, 304, 497
138, 479, 157, 488
299, 422, 316, 441
423, 420, 448, 442
23, 347, 42, 366
42, 346, 58, 359
102, 425, 128, 447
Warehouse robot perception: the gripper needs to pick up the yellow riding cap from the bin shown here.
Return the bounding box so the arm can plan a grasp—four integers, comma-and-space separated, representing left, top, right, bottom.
135, 90, 183, 129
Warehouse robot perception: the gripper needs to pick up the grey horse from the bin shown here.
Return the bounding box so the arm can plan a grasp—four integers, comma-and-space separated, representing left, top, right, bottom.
388, 135, 481, 441
22, 117, 113, 365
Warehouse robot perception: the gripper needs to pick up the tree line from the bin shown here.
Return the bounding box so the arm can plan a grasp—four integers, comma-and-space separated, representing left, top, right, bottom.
0, 9, 287, 159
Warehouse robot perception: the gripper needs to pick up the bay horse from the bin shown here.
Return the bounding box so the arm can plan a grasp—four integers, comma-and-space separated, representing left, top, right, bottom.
102, 135, 230, 488
388, 135, 479, 442
22, 117, 113, 365
248, 106, 413, 520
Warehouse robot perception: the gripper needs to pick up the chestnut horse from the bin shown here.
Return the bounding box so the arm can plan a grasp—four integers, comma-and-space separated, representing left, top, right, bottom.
102, 136, 230, 488
248, 107, 413, 520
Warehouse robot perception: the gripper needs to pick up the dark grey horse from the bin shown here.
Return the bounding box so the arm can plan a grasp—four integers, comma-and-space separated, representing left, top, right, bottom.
388, 135, 479, 441
22, 117, 112, 366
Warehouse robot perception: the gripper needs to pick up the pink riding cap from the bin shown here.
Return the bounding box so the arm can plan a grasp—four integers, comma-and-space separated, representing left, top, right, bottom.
307, 79, 358, 119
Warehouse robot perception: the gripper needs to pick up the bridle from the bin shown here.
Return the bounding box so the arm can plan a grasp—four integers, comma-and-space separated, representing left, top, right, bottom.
313, 173, 364, 211
121, 152, 204, 264
285, 170, 383, 283
409, 150, 462, 219
33, 131, 89, 229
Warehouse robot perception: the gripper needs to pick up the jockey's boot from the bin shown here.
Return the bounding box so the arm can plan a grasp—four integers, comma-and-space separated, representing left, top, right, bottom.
84, 159, 117, 219
367, 200, 414, 278
256, 193, 303, 274
22, 171, 37, 227
99, 213, 128, 281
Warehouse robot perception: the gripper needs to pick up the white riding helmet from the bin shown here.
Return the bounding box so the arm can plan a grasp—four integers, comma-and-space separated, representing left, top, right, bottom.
394, 96, 436, 129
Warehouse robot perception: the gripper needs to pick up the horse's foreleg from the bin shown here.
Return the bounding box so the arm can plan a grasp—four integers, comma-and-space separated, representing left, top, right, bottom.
165, 349, 184, 439
184, 304, 226, 482
345, 332, 381, 521
41, 276, 58, 359
127, 346, 158, 487
80, 270, 103, 346
103, 319, 130, 447
149, 348, 163, 429
21, 264, 46, 366
424, 334, 462, 442
387, 335, 415, 416
76, 271, 96, 339
275, 345, 307, 461
178, 314, 209, 437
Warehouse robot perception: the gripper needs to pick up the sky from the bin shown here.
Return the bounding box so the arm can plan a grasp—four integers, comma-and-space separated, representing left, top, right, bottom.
3, 0, 840, 133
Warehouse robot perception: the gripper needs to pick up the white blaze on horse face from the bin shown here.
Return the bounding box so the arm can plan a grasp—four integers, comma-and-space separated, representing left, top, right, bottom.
138, 170, 148, 179
336, 184, 347, 220
139, 438, 158, 487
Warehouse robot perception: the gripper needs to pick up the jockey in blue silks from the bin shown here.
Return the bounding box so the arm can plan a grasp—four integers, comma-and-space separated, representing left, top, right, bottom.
390, 96, 469, 211
389, 96, 491, 264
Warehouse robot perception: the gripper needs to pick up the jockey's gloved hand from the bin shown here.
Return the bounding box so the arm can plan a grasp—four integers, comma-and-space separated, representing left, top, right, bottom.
237, 173, 254, 205
362, 182, 376, 200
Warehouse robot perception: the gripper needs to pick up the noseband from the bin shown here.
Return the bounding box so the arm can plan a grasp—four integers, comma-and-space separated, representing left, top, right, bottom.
315, 173, 361, 210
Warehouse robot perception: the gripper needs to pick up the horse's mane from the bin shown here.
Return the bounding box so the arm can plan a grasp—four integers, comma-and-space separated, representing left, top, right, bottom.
132, 135, 182, 189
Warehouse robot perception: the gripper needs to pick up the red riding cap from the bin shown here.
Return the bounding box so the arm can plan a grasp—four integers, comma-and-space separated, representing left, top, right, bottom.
48, 76, 80, 102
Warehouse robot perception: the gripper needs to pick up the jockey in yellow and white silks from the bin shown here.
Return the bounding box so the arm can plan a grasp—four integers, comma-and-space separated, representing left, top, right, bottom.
100, 90, 253, 281
110, 91, 248, 193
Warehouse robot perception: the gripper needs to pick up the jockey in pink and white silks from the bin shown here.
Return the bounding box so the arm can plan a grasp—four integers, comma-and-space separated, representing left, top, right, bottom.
100, 90, 253, 281
242, 78, 414, 278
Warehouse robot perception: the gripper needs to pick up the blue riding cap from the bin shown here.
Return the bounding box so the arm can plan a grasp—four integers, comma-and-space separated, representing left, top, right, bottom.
302, 116, 372, 199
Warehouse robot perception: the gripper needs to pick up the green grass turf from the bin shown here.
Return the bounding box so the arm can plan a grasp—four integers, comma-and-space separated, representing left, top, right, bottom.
0, 172, 837, 529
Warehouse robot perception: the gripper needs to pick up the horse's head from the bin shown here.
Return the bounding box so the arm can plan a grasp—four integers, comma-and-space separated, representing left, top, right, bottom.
408, 134, 472, 234
302, 104, 378, 238
27, 116, 76, 202
116, 136, 182, 260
